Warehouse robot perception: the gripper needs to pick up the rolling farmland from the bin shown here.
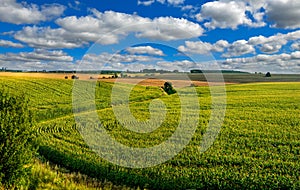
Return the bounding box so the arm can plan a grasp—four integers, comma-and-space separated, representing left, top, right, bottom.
0, 75, 299, 189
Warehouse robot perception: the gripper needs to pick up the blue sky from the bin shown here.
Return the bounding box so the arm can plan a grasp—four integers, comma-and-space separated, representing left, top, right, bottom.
0, 0, 300, 73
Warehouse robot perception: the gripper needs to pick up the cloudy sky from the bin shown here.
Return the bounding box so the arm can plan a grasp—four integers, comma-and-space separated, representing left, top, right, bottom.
0, 0, 300, 73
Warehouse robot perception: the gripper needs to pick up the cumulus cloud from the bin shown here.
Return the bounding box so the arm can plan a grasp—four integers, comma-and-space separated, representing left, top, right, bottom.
196, 0, 300, 30
228, 30, 300, 55
0, 39, 23, 48
221, 51, 300, 73
179, 30, 300, 58
0, 0, 65, 24
84, 52, 159, 64
0, 49, 75, 71
291, 51, 300, 59
78, 58, 152, 71
14, 26, 86, 49
249, 30, 300, 53
78, 52, 163, 71
178, 41, 212, 54
0, 49, 73, 62
197, 1, 256, 29
79, 52, 205, 72
248, 35, 285, 53
126, 46, 165, 56
178, 40, 229, 54
195, 0, 269, 29
14, 10, 204, 49
223, 40, 255, 57
266, 0, 300, 29
135, 16, 203, 40
156, 60, 195, 71
291, 42, 300, 50
0, 51, 103, 71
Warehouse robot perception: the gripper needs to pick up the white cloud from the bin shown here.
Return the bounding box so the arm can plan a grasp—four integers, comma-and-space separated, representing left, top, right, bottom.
0, 60, 75, 71
178, 41, 212, 54
139, 0, 300, 30
221, 51, 300, 73
266, 0, 300, 29
249, 30, 300, 53
165, 0, 185, 5
291, 51, 300, 59
135, 16, 204, 40
223, 40, 255, 57
0, 39, 23, 48
285, 30, 300, 40
291, 42, 300, 50
68, 0, 81, 10
82, 52, 160, 65
242, 30, 300, 55
156, 60, 195, 71
0, 49, 73, 62
214, 40, 230, 52
179, 30, 300, 58
248, 34, 287, 54
181, 5, 193, 11
138, 0, 185, 6
0, 49, 75, 71
78, 58, 153, 71
126, 46, 165, 56
14, 10, 204, 49
138, 0, 155, 6
260, 44, 283, 54
178, 40, 229, 55
195, 0, 267, 29
243, 0, 267, 27
0, 0, 65, 24
78, 52, 163, 71
14, 26, 86, 49
198, 1, 253, 29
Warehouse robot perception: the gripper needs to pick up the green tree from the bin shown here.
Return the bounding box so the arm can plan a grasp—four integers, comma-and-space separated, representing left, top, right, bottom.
0, 92, 35, 188
265, 72, 271, 77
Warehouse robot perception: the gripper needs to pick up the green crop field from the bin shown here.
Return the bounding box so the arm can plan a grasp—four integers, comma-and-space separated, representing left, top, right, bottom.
0, 76, 299, 189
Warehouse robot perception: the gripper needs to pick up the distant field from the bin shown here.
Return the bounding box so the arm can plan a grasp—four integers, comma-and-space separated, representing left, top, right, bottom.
1, 72, 300, 84
0, 76, 299, 189
0, 72, 110, 80
188, 73, 300, 83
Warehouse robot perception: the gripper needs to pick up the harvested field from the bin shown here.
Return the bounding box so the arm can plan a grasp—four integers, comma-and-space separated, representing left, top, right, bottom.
0, 72, 231, 87
0, 72, 110, 80
98, 78, 230, 87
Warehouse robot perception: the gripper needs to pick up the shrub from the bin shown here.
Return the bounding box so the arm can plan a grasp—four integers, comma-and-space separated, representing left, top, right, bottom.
163, 82, 176, 95
0, 92, 35, 188
265, 72, 271, 77
71, 75, 79, 79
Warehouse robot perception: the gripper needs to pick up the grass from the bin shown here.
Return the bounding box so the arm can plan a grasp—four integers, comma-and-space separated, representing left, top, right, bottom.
25, 159, 136, 190
0, 76, 299, 189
